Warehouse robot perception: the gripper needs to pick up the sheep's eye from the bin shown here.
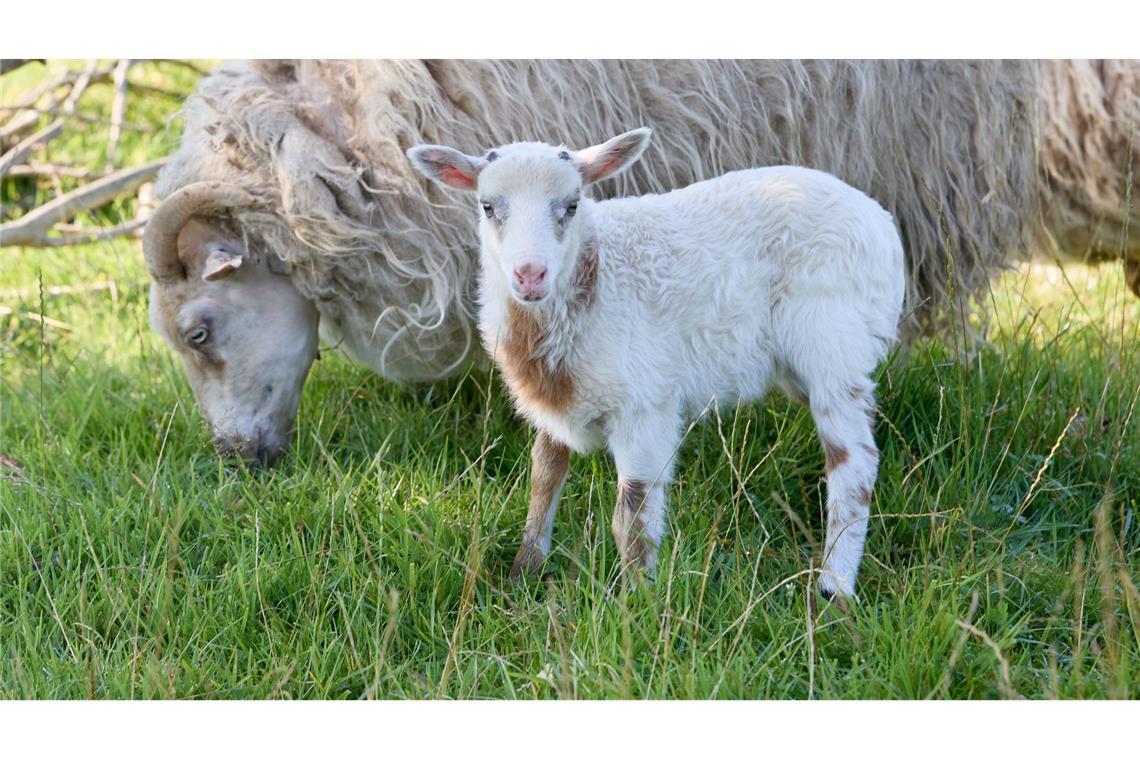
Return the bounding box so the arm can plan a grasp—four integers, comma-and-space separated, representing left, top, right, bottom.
481, 202, 495, 220
565, 202, 578, 218
187, 326, 210, 346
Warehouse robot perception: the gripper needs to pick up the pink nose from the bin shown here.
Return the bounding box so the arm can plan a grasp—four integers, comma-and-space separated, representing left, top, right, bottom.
513, 264, 547, 294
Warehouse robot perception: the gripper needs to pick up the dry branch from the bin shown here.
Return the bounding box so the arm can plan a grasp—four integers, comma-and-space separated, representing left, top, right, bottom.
5, 163, 107, 180
0, 119, 63, 178
0, 106, 149, 132
61, 59, 99, 115
0, 111, 42, 150
4, 220, 148, 248
106, 59, 133, 171
0, 158, 167, 247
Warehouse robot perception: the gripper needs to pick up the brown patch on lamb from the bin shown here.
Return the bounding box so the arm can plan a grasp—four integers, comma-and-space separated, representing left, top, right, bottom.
823, 439, 849, 473
496, 243, 598, 414
569, 236, 598, 309
510, 431, 571, 582
616, 479, 654, 567
498, 303, 575, 413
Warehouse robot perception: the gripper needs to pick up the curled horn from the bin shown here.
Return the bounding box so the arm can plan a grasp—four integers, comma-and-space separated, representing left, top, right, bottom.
143, 181, 260, 283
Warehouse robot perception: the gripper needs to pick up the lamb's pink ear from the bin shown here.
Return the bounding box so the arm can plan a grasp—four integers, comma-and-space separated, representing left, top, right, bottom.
573, 127, 653, 185
407, 144, 487, 191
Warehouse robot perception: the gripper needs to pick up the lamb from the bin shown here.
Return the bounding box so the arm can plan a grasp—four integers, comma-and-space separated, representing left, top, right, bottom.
407, 129, 906, 599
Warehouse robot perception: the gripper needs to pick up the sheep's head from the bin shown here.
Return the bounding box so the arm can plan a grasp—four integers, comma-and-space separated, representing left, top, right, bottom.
408, 128, 652, 305
144, 182, 320, 468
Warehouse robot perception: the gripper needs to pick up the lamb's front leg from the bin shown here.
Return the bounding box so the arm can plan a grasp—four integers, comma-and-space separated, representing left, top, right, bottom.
509, 430, 571, 581
608, 411, 682, 574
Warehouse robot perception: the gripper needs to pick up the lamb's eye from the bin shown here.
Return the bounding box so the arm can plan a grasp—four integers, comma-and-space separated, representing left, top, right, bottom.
187, 326, 210, 346
481, 202, 495, 220
565, 202, 578, 218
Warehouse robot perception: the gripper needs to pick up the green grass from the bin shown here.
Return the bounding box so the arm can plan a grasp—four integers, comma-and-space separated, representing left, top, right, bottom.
1, 62, 1138, 699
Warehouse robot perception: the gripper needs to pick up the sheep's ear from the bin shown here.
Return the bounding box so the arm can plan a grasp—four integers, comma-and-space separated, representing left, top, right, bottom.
202, 243, 244, 282
407, 144, 487, 191
573, 127, 652, 185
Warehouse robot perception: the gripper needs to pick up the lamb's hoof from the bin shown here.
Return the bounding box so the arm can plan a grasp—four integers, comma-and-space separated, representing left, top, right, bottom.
817, 585, 852, 615
509, 542, 546, 583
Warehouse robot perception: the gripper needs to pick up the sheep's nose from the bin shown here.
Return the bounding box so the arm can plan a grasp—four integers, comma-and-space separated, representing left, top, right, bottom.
513, 264, 547, 292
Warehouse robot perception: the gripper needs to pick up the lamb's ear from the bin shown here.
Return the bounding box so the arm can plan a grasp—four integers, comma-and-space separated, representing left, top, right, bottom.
201, 243, 244, 282
407, 144, 487, 191
573, 127, 652, 185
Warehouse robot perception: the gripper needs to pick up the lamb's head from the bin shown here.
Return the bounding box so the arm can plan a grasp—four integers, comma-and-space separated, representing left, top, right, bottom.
408, 128, 652, 305
145, 182, 320, 468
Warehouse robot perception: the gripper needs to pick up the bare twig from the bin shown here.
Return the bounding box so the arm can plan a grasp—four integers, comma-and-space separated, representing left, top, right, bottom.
4, 70, 71, 111
0, 110, 42, 150
6, 220, 149, 248
0, 106, 149, 132
61, 59, 99, 115
105, 59, 132, 171
0, 158, 167, 247
5, 163, 108, 180
0, 119, 63, 178
0, 69, 80, 150
0, 305, 73, 331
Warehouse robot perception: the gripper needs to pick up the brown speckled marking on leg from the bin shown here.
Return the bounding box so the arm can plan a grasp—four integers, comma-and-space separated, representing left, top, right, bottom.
822, 438, 849, 473
614, 479, 654, 571
509, 431, 570, 581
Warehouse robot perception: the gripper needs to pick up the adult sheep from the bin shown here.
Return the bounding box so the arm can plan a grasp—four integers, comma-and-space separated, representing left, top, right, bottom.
146, 59, 1139, 466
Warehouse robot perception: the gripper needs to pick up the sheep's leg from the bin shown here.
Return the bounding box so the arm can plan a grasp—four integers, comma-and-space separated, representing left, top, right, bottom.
807, 382, 880, 600
509, 431, 571, 581
608, 412, 681, 574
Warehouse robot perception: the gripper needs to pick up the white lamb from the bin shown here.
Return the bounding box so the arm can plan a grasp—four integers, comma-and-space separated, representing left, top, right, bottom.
408, 128, 906, 600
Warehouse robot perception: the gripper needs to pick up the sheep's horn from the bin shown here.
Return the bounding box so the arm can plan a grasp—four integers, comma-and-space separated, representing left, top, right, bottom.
143, 181, 260, 283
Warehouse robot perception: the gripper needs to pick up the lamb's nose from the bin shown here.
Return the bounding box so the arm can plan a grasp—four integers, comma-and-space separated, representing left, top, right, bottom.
513, 264, 547, 291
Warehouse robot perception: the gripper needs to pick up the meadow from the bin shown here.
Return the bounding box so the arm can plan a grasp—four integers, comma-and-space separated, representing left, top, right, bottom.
1, 61, 1137, 699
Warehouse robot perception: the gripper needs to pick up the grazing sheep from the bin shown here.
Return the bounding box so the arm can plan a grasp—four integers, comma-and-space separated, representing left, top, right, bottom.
407, 128, 906, 599
147, 60, 1138, 464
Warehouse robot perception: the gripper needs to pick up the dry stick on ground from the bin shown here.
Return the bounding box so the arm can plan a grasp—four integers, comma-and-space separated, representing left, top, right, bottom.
0, 70, 84, 151
5, 163, 108, 180
0, 111, 43, 151
0, 158, 167, 247
0, 120, 63, 178
0, 106, 150, 132
105, 59, 132, 172
61, 59, 100, 115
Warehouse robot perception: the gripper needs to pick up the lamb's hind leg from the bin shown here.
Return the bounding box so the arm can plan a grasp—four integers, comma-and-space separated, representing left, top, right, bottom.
608, 411, 681, 574
807, 381, 880, 600
509, 431, 570, 581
